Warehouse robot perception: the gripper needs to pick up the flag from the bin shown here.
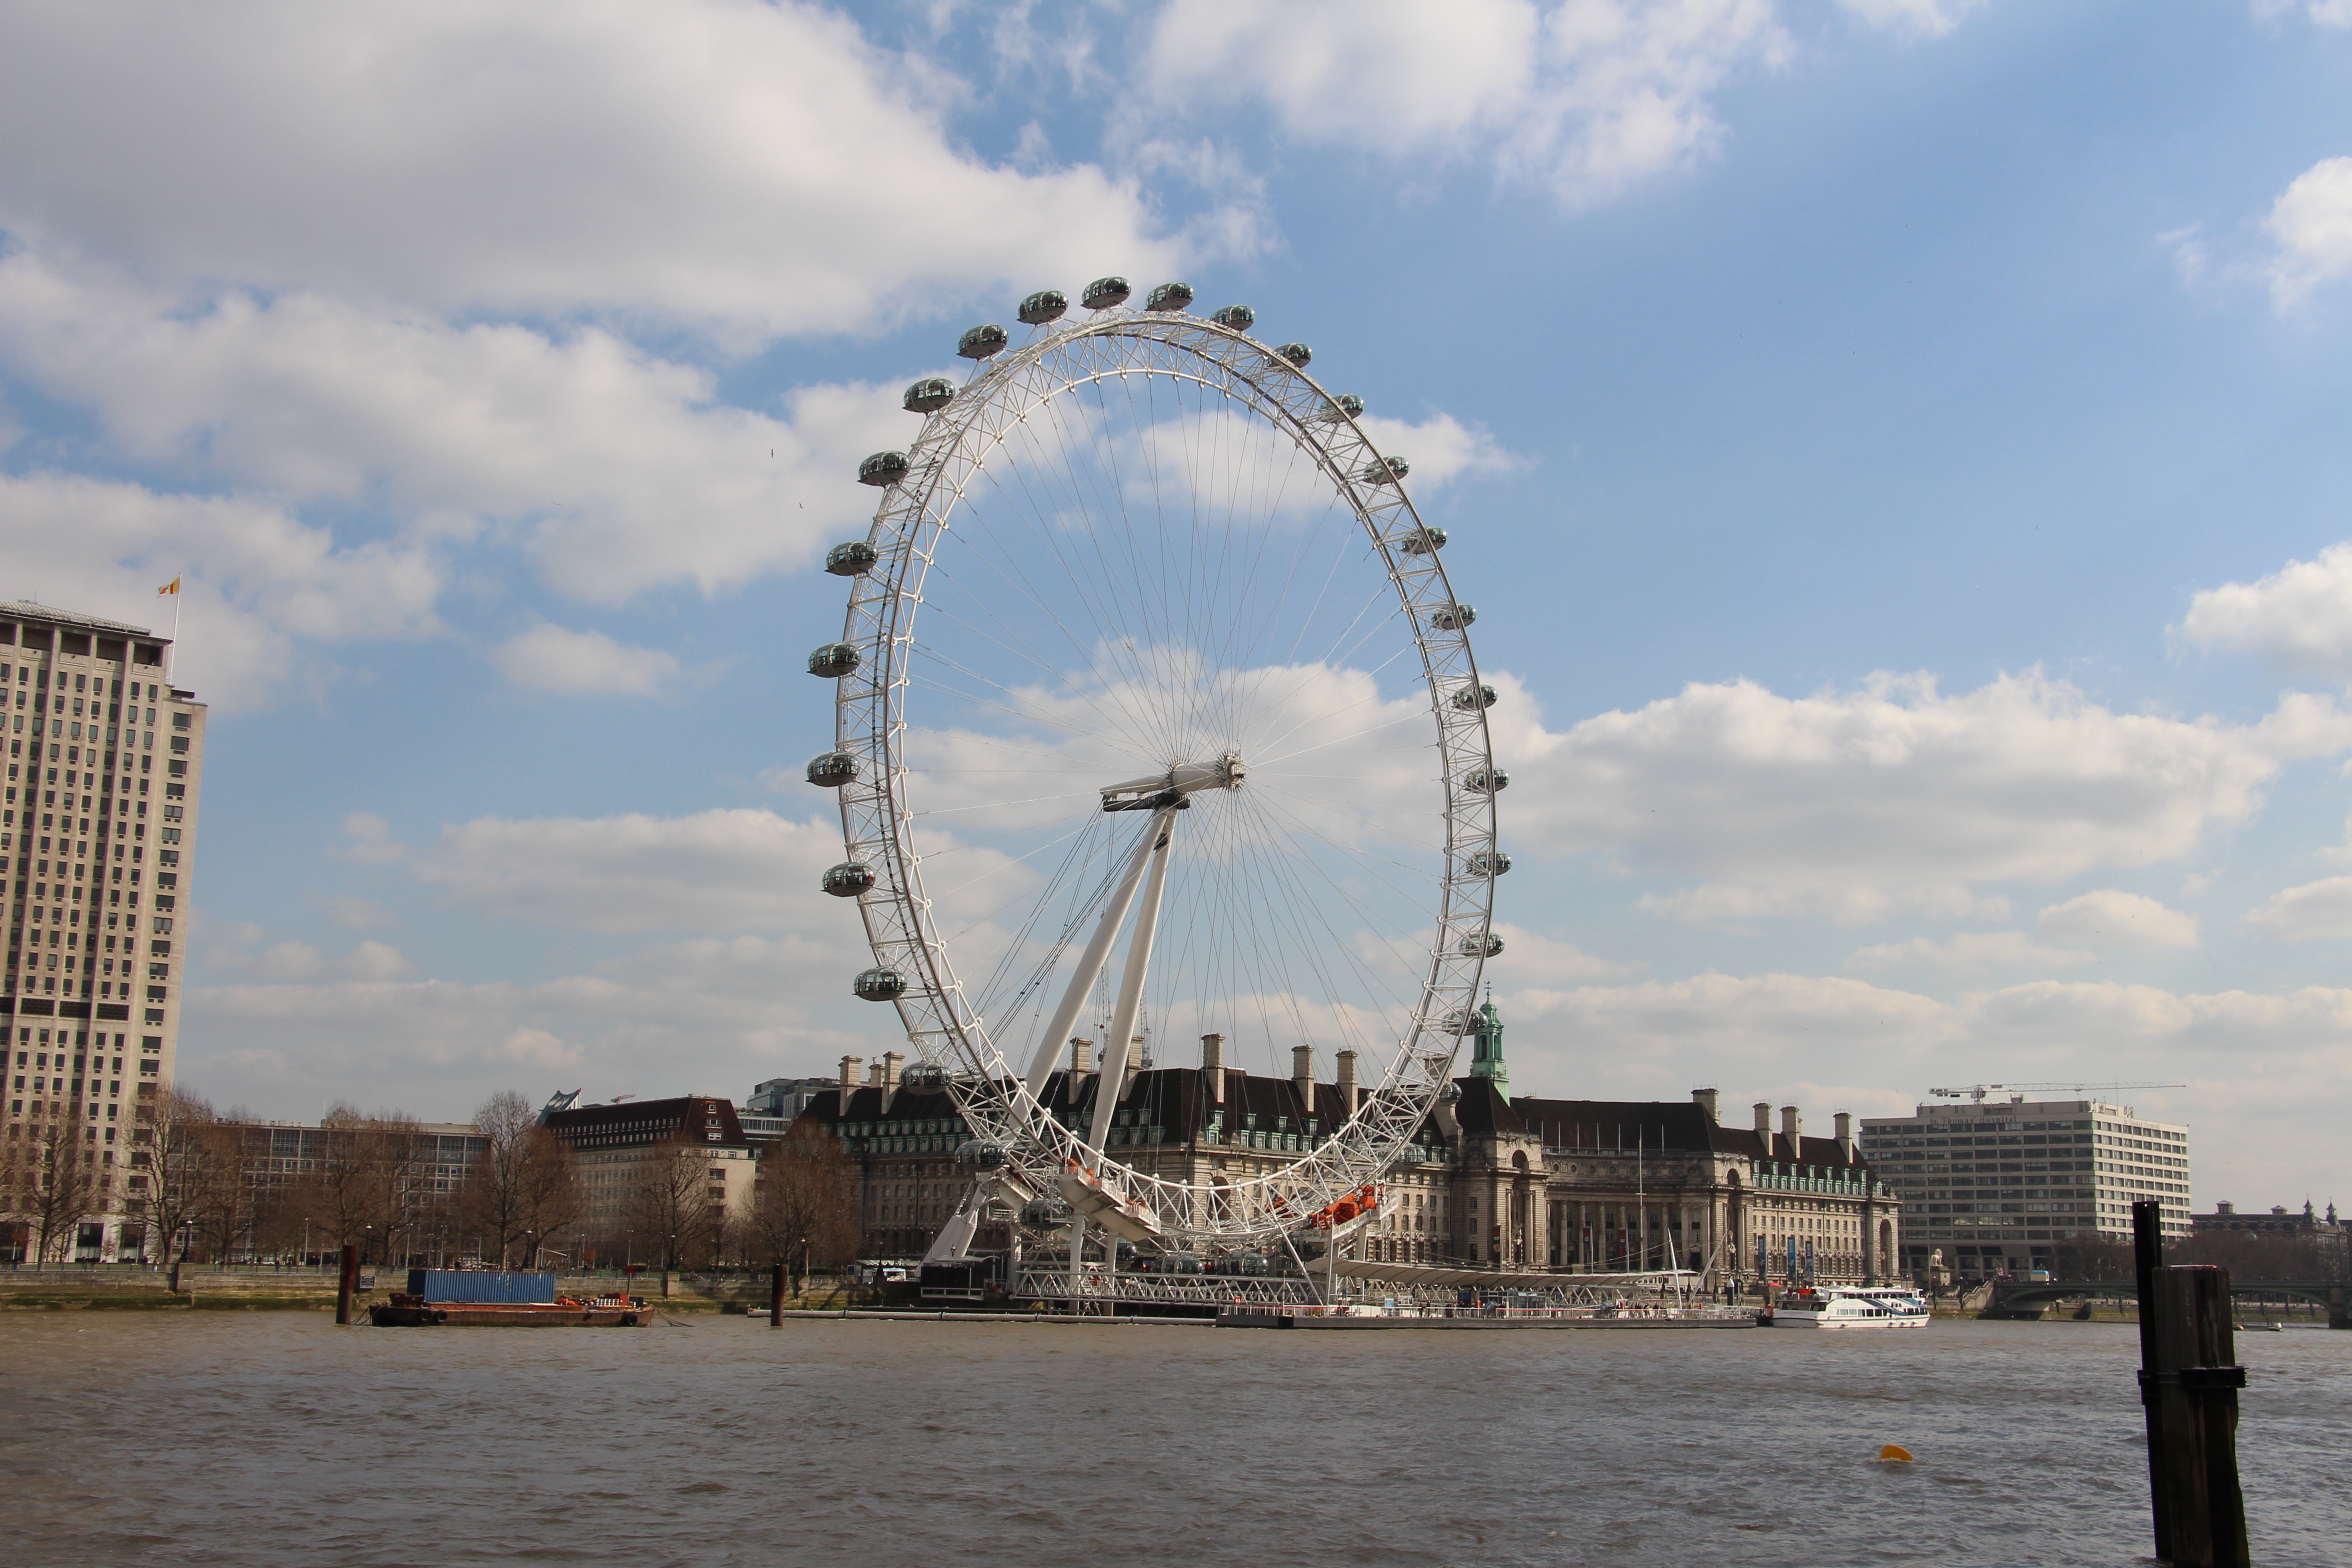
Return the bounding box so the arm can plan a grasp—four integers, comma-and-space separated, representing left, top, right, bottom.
157, 578, 180, 596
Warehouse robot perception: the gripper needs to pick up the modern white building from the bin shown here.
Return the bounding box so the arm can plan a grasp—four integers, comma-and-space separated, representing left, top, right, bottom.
0, 600, 206, 1259
1859, 1095, 2190, 1279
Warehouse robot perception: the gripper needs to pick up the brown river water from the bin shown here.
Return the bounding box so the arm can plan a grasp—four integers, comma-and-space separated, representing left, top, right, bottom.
2, 1313, 2346, 1567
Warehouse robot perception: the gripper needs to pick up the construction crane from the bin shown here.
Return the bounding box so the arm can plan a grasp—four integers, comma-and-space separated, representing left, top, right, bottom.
1928, 1081, 2185, 1104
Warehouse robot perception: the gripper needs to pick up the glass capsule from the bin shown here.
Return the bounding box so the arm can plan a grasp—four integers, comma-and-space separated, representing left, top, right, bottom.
821, 862, 875, 897
1210, 304, 1254, 330
1463, 767, 1509, 793
1081, 276, 1131, 310
902, 377, 955, 413
853, 965, 906, 1001
1145, 280, 1194, 312
1276, 342, 1312, 367
956, 323, 1009, 359
1427, 603, 1476, 631
1019, 289, 1068, 325
857, 451, 908, 486
1362, 455, 1409, 485
825, 540, 878, 576
806, 751, 861, 788
808, 642, 860, 678
1399, 525, 1448, 554
1452, 682, 1497, 711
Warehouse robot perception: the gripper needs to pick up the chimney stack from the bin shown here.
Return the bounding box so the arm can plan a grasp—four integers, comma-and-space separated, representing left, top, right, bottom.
1201, 1032, 1225, 1104
1780, 1105, 1802, 1144
1336, 1049, 1360, 1117
1692, 1088, 1720, 1124
867, 1062, 886, 1086
1292, 1045, 1316, 1117
1834, 1111, 1854, 1163
1069, 1037, 1093, 1076
1753, 1101, 1772, 1143
840, 1055, 864, 1100
880, 1050, 904, 1110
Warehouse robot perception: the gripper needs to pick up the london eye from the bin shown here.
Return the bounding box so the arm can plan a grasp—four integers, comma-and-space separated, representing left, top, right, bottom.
807, 277, 1504, 1259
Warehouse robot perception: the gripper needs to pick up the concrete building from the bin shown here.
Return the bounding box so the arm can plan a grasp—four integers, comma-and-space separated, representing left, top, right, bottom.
0, 600, 205, 1260
797, 1004, 1900, 1287
542, 1094, 757, 1259
738, 1076, 838, 1143
1859, 1095, 2190, 1278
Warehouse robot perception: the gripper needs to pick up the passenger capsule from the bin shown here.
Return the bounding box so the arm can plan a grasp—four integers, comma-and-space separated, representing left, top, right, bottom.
821, 861, 876, 897
808, 642, 861, 678
1229, 1251, 1269, 1277
1464, 767, 1510, 793
857, 450, 909, 487
825, 540, 879, 576
1021, 1196, 1071, 1226
956, 323, 1009, 359
806, 750, 861, 789
853, 965, 907, 1002
1439, 1082, 1464, 1105
1362, 455, 1409, 485
1468, 849, 1512, 878
1333, 393, 1364, 418
956, 1138, 1009, 1170
1452, 682, 1498, 711
1460, 932, 1505, 958
1081, 276, 1132, 310
1427, 603, 1476, 631
1276, 342, 1312, 367
1019, 289, 1068, 325
1157, 1251, 1204, 1275
899, 1061, 950, 1095
903, 377, 955, 413
1438, 1007, 1478, 1035
1145, 280, 1194, 313
1399, 525, 1447, 555
1209, 304, 1254, 330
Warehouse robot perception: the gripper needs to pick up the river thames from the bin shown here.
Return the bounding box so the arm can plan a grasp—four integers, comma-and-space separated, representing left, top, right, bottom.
3, 1313, 2345, 1566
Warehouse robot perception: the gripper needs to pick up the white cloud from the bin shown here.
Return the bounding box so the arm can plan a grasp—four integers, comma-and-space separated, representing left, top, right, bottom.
1354, 411, 1517, 487
500, 1028, 583, 1071
203, 923, 414, 981
0, 471, 441, 710
1140, 0, 1793, 208
2252, 2, 2352, 30
335, 813, 409, 866
322, 896, 396, 931
1484, 924, 1647, 982
1494, 669, 2352, 923
0, 2, 1191, 336
1497, 971, 2352, 1199
2180, 542, 2352, 681
1846, 931, 2093, 974
0, 256, 901, 602
2038, 889, 2200, 950
2247, 875, 2352, 941
411, 809, 850, 935
1836, 0, 1985, 37
493, 624, 686, 697
2264, 156, 2352, 307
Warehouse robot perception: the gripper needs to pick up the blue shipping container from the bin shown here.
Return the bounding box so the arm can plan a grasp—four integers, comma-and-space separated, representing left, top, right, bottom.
407, 1270, 558, 1304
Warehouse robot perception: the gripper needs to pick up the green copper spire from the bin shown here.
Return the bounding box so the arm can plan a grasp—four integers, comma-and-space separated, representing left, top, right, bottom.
1467, 991, 1507, 1088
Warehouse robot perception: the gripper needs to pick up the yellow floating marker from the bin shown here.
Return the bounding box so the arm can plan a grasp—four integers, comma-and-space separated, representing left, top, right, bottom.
1879, 1445, 1915, 1463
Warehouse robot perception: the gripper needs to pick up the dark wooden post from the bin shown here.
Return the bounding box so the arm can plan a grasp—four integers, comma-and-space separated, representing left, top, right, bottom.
334, 1243, 359, 1326
2135, 1201, 2249, 1567
770, 1262, 786, 1327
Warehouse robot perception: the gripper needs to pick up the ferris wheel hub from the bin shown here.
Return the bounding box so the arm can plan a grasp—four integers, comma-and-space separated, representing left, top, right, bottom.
1098, 751, 1245, 809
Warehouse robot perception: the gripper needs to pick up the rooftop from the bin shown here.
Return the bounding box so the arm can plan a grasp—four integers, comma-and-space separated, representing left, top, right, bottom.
0, 599, 157, 637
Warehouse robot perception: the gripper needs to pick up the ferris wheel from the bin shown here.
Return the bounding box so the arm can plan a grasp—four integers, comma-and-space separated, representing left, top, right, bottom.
807, 277, 1504, 1251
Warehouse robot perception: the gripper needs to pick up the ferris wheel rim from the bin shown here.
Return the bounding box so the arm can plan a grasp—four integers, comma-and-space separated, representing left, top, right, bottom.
827, 303, 1499, 1247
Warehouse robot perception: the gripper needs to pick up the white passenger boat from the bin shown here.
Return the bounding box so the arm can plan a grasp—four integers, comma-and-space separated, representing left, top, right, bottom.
1771, 1285, 1930, 1329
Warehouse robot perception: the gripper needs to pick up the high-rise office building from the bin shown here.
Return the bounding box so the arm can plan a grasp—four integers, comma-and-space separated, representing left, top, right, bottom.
0, 601, 206, 1261
1859, 1095, 2190, 1278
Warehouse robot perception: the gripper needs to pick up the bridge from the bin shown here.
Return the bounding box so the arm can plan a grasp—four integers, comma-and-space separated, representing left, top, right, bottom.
1988, 1278, 2348, 1328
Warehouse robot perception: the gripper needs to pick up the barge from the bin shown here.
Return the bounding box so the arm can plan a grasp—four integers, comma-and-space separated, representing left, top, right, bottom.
366, 1269, 649, 1328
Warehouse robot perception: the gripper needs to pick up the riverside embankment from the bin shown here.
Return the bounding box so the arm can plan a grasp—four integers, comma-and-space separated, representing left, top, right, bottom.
0, 1266, 861, 1313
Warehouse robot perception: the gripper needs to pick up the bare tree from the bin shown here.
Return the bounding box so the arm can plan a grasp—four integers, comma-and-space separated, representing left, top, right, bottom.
1, 1100, 102, 1264
625, 1138, 718, 1297
455, 1091, 582, 1269
745, 1118, 861, 1295
127, 1086, 214, 1285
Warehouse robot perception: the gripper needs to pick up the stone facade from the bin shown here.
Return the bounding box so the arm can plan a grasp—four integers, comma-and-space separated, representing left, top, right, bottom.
800, 1005, 1901, 1287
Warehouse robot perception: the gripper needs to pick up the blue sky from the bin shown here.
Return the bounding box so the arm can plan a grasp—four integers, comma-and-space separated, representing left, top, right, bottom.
4, 0, 2352, 1204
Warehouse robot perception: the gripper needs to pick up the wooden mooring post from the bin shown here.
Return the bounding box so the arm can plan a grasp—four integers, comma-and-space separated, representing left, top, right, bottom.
2132, 1200, 2249, 1567
770, 1263, 786, 1328
333, 1244, 360, 1326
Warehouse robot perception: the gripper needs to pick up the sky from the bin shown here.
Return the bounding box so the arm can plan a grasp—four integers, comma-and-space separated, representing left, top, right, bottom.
3, 0, 2351, 1206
